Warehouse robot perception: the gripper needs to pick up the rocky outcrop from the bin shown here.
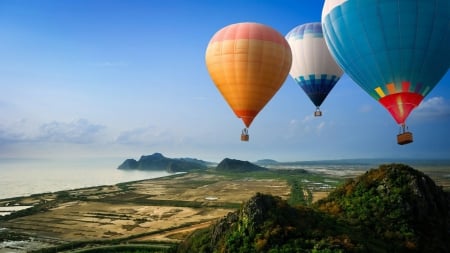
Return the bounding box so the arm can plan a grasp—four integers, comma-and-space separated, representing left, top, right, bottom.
117, 153, 207, 172
316, 163, 450, 252
117, 159, 138, 170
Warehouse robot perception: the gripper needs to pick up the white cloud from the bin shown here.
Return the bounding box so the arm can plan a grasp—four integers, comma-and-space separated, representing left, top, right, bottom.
359, 104, 373, 113
0, 119, 106, 144
38, 119, 106, 143
115, 125, 171, 145
301, 115, 314, 124
285, 117, 328, 138
413, 96, 450, 120
316, 121, 325, 135
0, 119, 40, 143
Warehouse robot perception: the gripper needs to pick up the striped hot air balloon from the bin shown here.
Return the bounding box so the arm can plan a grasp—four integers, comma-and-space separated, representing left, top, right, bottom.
322, 0, 450, 145
205, 22, 292, 141
286, 22, 343, 117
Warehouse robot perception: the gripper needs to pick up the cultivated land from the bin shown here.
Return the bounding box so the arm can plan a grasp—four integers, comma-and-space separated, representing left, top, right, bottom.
0, 166, 449, 252
0, 171, 299, 252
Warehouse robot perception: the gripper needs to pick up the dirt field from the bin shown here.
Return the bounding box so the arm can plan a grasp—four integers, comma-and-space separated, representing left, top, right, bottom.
1, 172, 319, 250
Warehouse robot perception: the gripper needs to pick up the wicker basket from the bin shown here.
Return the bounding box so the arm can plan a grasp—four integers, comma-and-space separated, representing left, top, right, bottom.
241, 134, 249, 141
397, 132, 413, 145
314, 110, 322, 117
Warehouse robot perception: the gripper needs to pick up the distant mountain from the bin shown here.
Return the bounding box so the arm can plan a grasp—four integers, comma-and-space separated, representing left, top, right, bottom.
254, 159, 279, 166
215, 158, 267, 172
117, 153, 208, 172
177, 164, 450, 252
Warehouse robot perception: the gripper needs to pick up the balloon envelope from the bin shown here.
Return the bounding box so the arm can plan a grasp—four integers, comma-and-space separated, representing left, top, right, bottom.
205, 22, 292, 128
322, 0, 450, 125
286, 22, 343, 110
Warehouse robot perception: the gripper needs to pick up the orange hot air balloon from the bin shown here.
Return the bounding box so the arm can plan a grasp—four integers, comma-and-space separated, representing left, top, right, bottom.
205, 22, 292, 141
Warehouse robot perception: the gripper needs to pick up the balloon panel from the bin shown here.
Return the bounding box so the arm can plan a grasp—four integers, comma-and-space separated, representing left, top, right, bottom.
295, 75, 341, 107
379, 92, 423, 124
286, 22, 343, 107
322, 0, 450, 124
205, 23, 292, 127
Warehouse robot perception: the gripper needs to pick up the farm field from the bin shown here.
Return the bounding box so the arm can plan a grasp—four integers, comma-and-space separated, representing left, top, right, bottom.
0, 170, 336, 252
1, 165, 449, 252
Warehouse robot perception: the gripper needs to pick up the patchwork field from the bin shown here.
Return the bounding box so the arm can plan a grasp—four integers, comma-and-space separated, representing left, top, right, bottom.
1, 166, 448, 252
0, 171, 323, 252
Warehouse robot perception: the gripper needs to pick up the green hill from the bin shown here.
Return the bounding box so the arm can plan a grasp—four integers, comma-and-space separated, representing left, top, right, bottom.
315, 163, 450, 252
117, 152, 208, 172
176, 164, 450, 252
215, 158, 267, 173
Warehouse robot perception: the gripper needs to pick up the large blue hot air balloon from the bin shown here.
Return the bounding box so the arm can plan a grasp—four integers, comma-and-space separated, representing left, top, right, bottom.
286, 22, 343, 116
322, 0, 450, 145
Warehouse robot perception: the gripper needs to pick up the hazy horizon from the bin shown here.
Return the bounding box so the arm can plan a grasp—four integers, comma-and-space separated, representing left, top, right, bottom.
2, 154, 450, 168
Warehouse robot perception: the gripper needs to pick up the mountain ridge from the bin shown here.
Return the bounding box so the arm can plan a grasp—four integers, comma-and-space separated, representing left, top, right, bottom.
117, 152, 209, 172
117, 154, 269, 173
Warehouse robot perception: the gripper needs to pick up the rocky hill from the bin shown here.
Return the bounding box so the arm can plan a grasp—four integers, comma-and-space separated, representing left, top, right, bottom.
176, 163, 450, 252
315, 163, 450, 252
215, 158, 267, 172
117, 153, 208, 172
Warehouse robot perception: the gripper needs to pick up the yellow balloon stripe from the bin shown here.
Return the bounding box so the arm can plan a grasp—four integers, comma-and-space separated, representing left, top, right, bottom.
374, 87, 385, 98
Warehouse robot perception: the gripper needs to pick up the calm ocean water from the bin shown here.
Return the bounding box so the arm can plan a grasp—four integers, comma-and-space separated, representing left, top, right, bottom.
0, 158, 172, 200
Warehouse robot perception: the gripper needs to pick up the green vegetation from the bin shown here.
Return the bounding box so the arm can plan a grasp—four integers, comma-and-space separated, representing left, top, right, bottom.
316, 164, 450, 252
177, 193, 378, 253
177, 164, 450, 253
31, 242, 176, 253
287, 178, 312, 206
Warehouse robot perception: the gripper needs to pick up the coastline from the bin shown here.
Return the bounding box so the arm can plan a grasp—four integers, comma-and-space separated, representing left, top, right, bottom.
0, 167, 176, 201
0, 170, 291, 251
1, 164, 449, 252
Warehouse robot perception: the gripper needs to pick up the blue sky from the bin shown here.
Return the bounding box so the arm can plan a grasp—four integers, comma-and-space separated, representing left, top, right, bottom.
0, 0, 449, 163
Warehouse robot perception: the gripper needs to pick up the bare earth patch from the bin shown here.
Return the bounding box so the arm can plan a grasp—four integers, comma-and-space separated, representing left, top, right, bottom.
1, 172, 293, 245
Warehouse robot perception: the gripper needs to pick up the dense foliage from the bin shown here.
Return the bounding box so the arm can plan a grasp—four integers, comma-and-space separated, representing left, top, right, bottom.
176, 164, 450, 253
178, 194, 381, 253
287, 178, 313, 206
316, 164, 450, 252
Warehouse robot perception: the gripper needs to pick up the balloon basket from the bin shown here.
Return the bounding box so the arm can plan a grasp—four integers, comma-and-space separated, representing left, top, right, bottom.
314, 110, 322, 117
241, 134, 249, 141
397, 132, 413, 145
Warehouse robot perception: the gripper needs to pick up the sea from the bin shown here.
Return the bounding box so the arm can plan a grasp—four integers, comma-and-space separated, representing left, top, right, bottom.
1, 157, 449, 201
0, 158, 173, 200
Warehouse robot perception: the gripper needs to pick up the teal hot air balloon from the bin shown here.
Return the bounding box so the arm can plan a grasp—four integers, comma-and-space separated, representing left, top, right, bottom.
286, 22, 343, 117
322, 0, 450, 145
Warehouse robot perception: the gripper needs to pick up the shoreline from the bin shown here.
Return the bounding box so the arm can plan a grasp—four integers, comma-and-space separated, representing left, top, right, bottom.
0, 170, 294, 251
0, 170, 182, 202
0, 171, 187, 219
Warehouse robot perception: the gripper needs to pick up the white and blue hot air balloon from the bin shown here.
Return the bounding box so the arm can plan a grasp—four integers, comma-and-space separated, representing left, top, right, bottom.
286, 22, 344, 116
